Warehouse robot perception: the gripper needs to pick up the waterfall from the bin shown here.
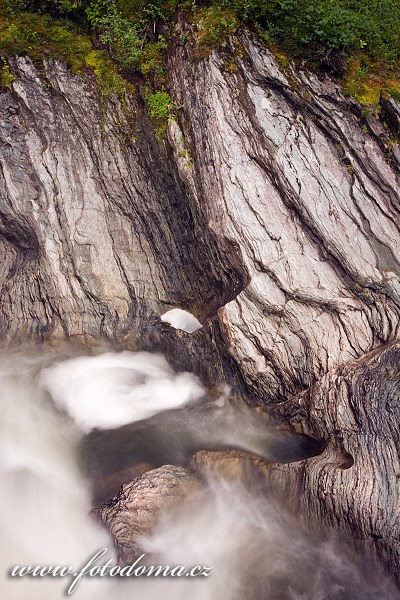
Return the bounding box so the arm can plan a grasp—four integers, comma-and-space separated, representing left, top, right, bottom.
0, 348, 397, 600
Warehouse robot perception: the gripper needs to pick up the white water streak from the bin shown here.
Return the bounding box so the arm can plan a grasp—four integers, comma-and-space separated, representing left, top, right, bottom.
40, 351, 204, 432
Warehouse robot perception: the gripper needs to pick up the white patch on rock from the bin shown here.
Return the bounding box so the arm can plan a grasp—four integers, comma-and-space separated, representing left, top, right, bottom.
161, 308, 203, 333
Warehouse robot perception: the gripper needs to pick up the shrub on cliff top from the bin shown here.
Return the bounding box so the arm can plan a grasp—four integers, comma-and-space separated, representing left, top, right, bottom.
3, 0, 399, 71
1, 0, 399, 104
215, 0, 400, 69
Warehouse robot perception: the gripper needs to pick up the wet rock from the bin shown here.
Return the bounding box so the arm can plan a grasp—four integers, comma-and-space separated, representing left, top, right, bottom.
92, 463, 153, 507
260, 339, 400, 584
94, 465, 198, 565
190, 448, 269, 484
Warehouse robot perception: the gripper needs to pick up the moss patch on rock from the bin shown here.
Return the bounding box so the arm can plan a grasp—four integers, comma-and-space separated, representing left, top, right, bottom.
0, 12, 129, 97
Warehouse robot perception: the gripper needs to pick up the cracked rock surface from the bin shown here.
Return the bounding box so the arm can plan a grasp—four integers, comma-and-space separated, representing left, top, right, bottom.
94, 464, 198, 566
264, 339, 400, 583
1, 29, 400, 584
168, 31, 400, 403
0, 56, 245, 343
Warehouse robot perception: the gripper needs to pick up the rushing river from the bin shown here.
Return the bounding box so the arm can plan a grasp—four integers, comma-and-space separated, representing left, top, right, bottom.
0, 348, 398, 600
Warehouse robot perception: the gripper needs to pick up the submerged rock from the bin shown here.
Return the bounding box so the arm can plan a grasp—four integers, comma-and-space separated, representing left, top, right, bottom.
94, 449, 272, 565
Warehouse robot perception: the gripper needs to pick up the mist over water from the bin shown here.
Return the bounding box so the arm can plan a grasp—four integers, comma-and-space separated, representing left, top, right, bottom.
0, 348, 398, 600
40, 351, 205, 432
141, 476, 398, 600
0, 351, 109, 600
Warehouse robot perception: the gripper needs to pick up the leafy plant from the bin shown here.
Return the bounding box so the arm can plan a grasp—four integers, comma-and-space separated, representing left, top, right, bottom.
99, 7, 144, 67
2, 0, 31, 17
85, 0, 109, 28
139, 35, 167, 76
97, 4, 170, 76
146, 89, 173, 120
214, 0, 400, 69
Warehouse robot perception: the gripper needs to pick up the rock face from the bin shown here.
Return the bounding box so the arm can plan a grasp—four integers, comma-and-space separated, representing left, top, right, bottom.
95, 465, 198, 565
263, 339, 400, 582
1, 27, 400, 583
0, 56, 245, 343
95, 451, 268, 566
168, 31, 400, 403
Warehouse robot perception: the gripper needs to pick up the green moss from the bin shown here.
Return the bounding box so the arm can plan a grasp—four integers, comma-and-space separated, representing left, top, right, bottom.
221, 59, 237, 73
343, 56, 400, 106
195, 5, 238, 51
343, 73, 381, 105
0, 13, 129, 97
270, 45, 290, 70
143, 88, 176, 138
0, 13, 92, 68
84, 49, 128, 97
176, 134, 193, 163
0, 59, 14, 87
146, 90, 173, 120
382, 84, 400, 103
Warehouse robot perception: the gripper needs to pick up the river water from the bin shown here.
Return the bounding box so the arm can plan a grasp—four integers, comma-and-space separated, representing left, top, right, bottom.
0, 348, 398, 600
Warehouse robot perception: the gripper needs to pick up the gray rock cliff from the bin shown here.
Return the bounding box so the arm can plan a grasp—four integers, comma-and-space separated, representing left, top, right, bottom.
1, 30, 399, 583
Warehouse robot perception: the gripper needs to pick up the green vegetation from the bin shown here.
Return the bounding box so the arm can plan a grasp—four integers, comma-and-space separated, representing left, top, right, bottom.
176, 135, 193, 166
0, 0, 158, 88
0, 9, 129, 96
216, 0, 400, 67
98, 7, 168, 76
98, 7, 144, 68
143, 89, 175, 136
0, 58, 15, 87
84, 49, 128, 96
0, 0, 399, 107
85, 0, 110, 28
214, 0, 400, 106
0, 13, 92, 68
146, 90, 173, 120
343, 57, 400, 105
93, 1, 188, 79
196, 5, 238, 50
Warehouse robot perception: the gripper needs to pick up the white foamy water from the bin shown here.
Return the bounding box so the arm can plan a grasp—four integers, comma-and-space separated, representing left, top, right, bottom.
0, 351, 109, 600
0, 348, 397, 600
140, 476, 398, 600
40, 351, 205, 432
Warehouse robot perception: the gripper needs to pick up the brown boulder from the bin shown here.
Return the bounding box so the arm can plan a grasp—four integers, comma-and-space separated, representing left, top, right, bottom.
94, 464, 198, 565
